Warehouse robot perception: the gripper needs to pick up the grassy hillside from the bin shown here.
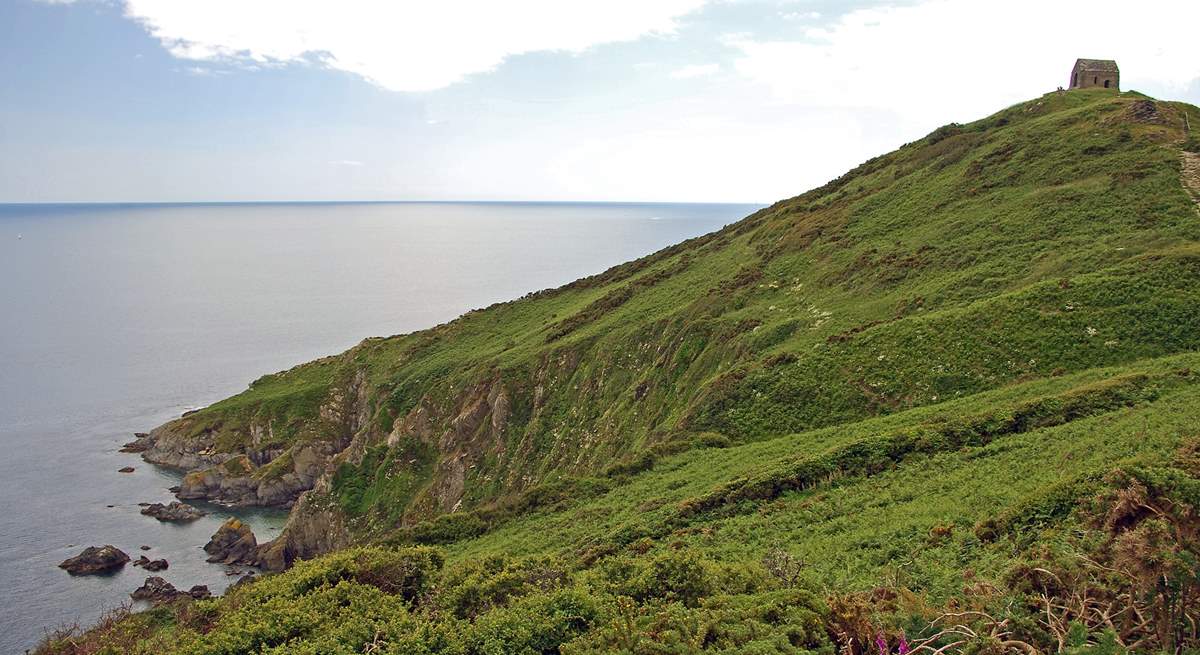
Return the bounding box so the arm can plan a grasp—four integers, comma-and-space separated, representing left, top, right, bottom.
40, 89, 1200, 654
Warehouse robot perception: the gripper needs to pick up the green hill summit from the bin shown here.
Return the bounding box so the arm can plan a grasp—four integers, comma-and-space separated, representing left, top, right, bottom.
42, 89, 1200, 654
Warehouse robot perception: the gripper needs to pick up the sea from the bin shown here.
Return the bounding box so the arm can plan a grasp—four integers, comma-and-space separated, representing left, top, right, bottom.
0, 200, 759, 653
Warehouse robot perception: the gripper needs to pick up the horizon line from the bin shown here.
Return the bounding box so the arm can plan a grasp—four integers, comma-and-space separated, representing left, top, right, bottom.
0, 199, 768, 207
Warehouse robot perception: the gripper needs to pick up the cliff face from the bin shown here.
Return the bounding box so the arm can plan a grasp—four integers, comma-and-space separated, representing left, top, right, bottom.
136, 90, 1200, 569
138, 367, 372, 508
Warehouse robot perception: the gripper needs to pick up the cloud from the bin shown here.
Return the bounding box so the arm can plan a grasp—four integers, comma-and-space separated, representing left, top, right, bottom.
780, 10, 820, 21
329, 160, 365, 167
731, 0, 1200, 121
547, 109, 867, 202
183, 65, 228, 76
114, 0, 708, 92
670, 63, 720, 79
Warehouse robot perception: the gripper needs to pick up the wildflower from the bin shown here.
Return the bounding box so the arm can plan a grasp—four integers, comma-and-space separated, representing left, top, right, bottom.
875, 633, 889, 655
1085, 326, 1098, 337
898, 635, 910, 655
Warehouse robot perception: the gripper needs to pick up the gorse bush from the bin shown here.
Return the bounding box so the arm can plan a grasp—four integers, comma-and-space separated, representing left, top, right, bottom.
564, 590, 832, 655
592, 551, 716, 608
466, 589, 600, 655
435, 554, 570, 620
38, 545, 835, 654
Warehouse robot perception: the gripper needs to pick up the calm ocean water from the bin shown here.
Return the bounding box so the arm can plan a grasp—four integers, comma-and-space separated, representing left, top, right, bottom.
0, 201, 758, 653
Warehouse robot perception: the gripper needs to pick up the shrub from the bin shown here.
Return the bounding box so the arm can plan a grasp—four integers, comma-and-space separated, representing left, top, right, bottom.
352, 547, 445, 603
565, 589, 831, 655
635, 552, 713, 607
246, 546, 443, 603
466, 589, 599, 655
435, 555, 570, 620
409, 512, 488, 545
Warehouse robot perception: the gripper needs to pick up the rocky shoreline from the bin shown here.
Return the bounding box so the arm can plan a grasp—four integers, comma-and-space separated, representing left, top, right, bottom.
117, 379, 367, 572
118, 429, 310, 571
122, 423, 331, 510
55, 436, 288, 610
59, 517, 264, 606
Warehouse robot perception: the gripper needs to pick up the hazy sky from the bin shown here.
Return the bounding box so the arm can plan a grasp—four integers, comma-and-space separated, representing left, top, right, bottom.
2, 0, 1198, 203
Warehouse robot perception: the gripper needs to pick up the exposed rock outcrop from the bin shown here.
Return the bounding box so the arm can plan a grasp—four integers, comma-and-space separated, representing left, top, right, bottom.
130, 576, 180, 603
1129, 99, 1165, 124
257, 489, 350, 571
133, 556, 168, 572
203, 518, 258, 565
188, 585, 212, 599
140, 501, 206, 522
136, 370, 371, 510
129, 577, 212, 603
59, 546, 129, 575
136, 348, 588, 572
175, 446, 332, 508
119, 433, 152, 453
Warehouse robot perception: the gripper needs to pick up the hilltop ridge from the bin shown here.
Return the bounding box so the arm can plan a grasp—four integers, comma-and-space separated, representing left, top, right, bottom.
43, 89, 1200, 654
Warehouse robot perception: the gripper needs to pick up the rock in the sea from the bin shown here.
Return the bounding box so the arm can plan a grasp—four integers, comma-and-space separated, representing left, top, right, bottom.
130, 576, 183, 603
203, 518, 258, 565
133, 555, 169, 572
130, 578, 211, 604
59, 545, 130, 575
118, 466, 135, 473
140, 501, 207, 522
188, 584, 212, 599
139, 545, 152, 551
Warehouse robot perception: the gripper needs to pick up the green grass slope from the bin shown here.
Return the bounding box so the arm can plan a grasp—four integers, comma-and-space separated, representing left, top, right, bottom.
160, 89, 1198, 537
40, 90, 1200, 654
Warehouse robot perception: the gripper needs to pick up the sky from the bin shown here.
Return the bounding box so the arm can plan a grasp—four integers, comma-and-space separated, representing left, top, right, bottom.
2, 0, 1198, 203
